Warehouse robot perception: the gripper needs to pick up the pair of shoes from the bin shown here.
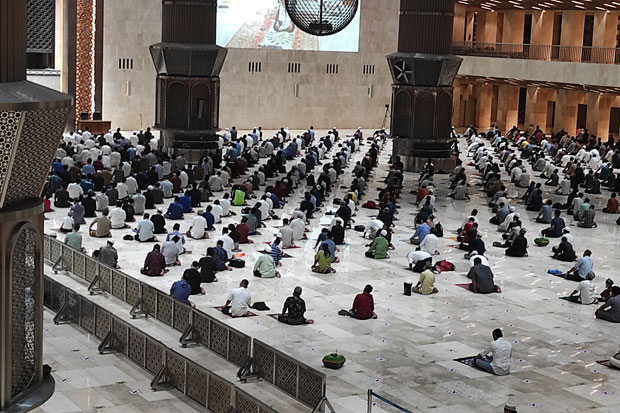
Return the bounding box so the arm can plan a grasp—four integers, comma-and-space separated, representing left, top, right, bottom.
338, 309, 349, 316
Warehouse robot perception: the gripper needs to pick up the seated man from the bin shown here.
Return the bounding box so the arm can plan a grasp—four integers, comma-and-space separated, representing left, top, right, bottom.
64, 224, 86, 253
468, 257, 502, 293
474, 328, 512, 376
603, 192, 619, 214
365, 229, 390, 259
170, 273, 195, 308
568, 272, 597, 304
135, 213, 157, 242
412, 261, 439, 295
541, 209, 565, 238
552, 236, 576, 262
165, 196, 184, 220
565, 249, 594, 282
222, 279, 252, 317
505, 229, 528, 257
253, 246, 280, 278
339, 284, 377, 319
577, 205, 597, 228
140, 244, 167, 276
535, 200, 554, 224
279, 286, 314, 325
595, 286, 620, 323
407, 250, 432, 273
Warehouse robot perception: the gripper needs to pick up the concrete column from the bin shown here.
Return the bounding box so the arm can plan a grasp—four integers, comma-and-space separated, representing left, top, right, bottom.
559, 11, 585, 62
477, 11, 498, 44
453, 3, 466, 43
475, 83, 493, 130
587, 93, 614, 138
502, 11, 525, 44
592, 12, 619, 63
555, 90, 579, 134
497, 85, 519, 132
524, 88, 551, 130
531, 10, 554, 60
452, 79, 463, 127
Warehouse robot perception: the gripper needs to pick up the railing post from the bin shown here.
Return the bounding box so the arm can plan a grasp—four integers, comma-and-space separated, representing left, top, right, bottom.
367, 389, 372, 413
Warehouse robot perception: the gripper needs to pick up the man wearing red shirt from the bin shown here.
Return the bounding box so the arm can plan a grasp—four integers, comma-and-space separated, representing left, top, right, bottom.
140, 244, 167, 276
236, 217, 253, 244
340, 285, 377, 320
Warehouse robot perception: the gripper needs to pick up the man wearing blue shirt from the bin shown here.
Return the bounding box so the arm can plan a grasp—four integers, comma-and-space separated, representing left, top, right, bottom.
410, 222, 431, 245
565, 249, 594, 282
170, 276, 194, 307
202, 206, 216, 231
165, 196, 184, 219
178, 192, 193, 213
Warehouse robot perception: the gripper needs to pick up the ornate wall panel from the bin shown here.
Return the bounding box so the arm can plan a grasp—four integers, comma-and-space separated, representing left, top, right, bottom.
75, 0, 95, 119
10, 228, 37, 398
26, 0, 54, 53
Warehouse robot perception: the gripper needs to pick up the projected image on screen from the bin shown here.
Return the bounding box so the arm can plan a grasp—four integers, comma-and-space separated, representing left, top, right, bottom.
216, 0, 360, 52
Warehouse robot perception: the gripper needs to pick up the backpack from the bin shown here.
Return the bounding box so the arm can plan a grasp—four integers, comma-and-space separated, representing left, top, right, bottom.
435, 259, 455, 272
229, 259, 245, 268
362, 200, 379, 209
434, 222, 444, 238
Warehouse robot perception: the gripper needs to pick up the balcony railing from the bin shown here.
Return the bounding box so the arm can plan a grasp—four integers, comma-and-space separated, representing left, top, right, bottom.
453, 42, 620, 64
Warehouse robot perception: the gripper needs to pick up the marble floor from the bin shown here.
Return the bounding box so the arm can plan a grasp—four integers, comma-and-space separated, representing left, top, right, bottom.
34, 310, 204, 413
43, 131, 620, 412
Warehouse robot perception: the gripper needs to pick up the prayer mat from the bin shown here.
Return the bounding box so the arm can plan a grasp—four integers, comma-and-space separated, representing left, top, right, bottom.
213, 306, 257, 317
268, 314, 281, 321
454, 356, 477, 367
456, 284, 501, 293
597, 360, 620, 370
448, 244, 462, 249
447, 236, 459, 241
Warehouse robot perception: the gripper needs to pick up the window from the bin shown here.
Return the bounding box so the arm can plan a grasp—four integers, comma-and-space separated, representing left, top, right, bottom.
248, 61, 262, 73
363, 64, 375, 75
118, 58, 134, 70
288, 62, 301, 73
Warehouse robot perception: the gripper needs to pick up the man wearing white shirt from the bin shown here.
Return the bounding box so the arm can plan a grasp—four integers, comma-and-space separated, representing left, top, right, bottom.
223, 280, 252, 317
62, 155, 74, 167
469, 250, 489, 267
475, 329, 512, 376
187, 210, 208, 239
109, 204, 127, 229
110, 151, 121, 168
216, 228, 235, 259
117, 180, 128, 200
59, 212, 74, 233
211, 202, 223, 223
126, 176, 138, 194
68, 182, 83, 200
179, 170, 189, 189
219, 195, 231, 216
420, 228, 440, 255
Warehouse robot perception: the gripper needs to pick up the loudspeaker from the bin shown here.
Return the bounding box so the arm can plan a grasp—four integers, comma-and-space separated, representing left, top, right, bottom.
79, 112, 90, 120
92, 111, 102, 120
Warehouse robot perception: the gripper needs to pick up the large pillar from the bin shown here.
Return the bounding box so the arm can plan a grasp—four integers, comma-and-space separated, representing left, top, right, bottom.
559, 11, 585, 62
497, 85, 519, 132
502, 11, 525, 44
556, 90, 579, 134
592, 12, 619, 63
477, 10, 498, 44
388, 0, 462, 171
150, 0, 228, 157
587, 93, 614, 138
0, 0, 72, 410
531, 10, 553, 60
475, 84, 493, 131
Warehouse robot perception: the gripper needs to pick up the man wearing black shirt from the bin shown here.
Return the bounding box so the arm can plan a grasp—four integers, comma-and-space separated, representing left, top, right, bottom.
144, 186, 155, 209
82, 191, 97, 217
183, 262, 205, 295
54, 186, 71, 208
279, 287, 313, 325
151, 208, 167, 234
329, 220, 345, 245
198, 247, 218, 283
